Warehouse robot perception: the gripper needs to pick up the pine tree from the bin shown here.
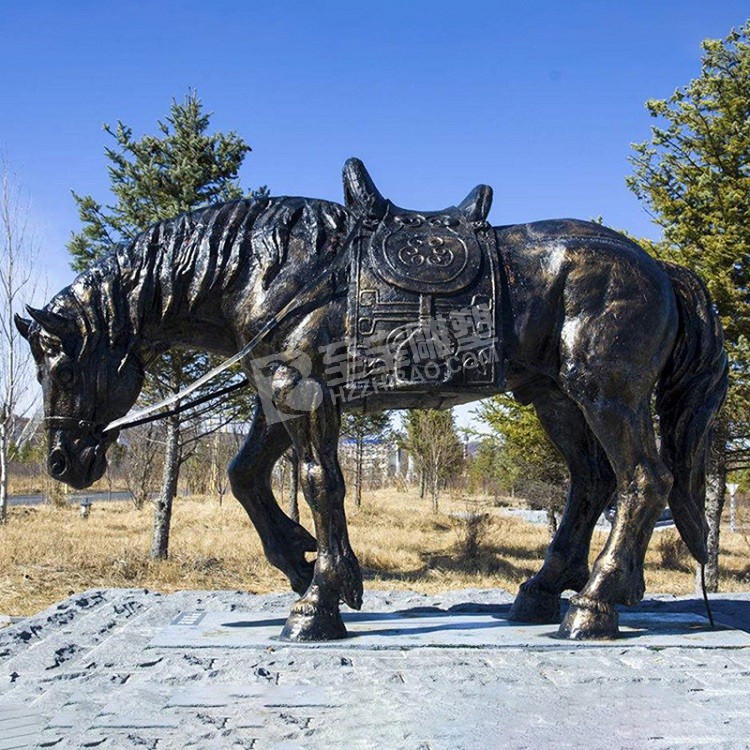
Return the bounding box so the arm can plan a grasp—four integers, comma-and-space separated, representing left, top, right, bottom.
469, 438, 503, 496
627, 22, 750, 589
68, 92, 262, 559
475, 395, 568, 533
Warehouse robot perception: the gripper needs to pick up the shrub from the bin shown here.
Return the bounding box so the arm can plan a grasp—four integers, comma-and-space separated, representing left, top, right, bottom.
657, 532, 691, 572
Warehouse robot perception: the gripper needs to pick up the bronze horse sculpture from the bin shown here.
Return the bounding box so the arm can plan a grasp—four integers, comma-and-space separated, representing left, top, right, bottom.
16, 158, 727, 641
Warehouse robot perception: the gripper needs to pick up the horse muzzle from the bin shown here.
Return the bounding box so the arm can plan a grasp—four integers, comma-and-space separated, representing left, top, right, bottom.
48, 432, 108, 490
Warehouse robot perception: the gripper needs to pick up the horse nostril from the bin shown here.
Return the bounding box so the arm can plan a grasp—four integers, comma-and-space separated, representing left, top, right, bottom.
49, 449, 68, 479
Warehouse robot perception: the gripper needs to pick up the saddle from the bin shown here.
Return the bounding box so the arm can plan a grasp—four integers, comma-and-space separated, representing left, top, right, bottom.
341, 159, 504, 406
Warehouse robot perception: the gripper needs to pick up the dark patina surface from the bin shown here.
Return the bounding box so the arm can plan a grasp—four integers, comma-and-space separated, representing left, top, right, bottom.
17, 159, 727, 641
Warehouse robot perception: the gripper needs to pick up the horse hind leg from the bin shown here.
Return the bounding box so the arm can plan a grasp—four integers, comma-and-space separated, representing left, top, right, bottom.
508, 386, 615, 624
558, 392, 672, 639
228, 399, 316, 596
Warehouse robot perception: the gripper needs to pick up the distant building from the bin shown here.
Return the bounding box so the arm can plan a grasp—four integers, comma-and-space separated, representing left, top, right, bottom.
338, 437, 405, 488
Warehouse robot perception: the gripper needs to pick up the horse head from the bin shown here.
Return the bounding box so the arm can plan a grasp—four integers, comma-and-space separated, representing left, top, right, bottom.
15, 301, 144, 490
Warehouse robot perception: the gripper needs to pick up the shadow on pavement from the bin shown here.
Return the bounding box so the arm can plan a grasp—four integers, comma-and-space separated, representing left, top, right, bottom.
219, 597, 747, 639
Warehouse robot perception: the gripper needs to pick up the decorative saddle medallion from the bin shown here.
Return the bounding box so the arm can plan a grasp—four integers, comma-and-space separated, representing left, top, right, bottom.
341, 159, 505, 407
368, 203, 482, 294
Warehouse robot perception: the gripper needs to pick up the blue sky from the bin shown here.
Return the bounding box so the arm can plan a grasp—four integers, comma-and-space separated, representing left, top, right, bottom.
1, 1, 747, 427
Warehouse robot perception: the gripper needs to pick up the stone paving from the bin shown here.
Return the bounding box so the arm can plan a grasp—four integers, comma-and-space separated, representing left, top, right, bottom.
1, 588, 749, 750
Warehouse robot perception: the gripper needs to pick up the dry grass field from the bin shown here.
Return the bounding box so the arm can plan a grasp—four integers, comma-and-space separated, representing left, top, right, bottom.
1, 488, 749, 617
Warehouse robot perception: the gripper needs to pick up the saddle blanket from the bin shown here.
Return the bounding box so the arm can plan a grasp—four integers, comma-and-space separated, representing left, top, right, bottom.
341, 203, 504, 407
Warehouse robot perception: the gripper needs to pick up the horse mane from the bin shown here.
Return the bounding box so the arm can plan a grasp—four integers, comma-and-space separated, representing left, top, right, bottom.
48, 196, 351, 355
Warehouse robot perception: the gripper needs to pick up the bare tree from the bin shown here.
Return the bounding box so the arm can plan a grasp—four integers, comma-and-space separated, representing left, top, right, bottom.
341, 412, 392, 508
403, 409, 464, 513
151, 413, 180, 559
208, 427, 244, 506
146, 369, 251, 560
0, 159, 42, 522
122, 423, 162, 509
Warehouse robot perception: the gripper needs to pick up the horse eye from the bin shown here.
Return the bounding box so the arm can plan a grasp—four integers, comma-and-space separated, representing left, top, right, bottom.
55, 365, 75, 385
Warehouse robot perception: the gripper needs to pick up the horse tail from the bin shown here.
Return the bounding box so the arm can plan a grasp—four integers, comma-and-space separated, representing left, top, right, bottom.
655, 261, 728, 564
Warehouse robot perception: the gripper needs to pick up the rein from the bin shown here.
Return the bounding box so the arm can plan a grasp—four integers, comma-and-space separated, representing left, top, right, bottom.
106, 378, 251, 432
91, 217, 362, 435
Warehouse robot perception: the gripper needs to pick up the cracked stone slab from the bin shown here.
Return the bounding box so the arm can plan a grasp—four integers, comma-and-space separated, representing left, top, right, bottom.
0, 706, 46, 749
0, 589, 158, 683
147, 608, 750, 650
0, 616, 18, 631
46, 703, 103, 729
91, 683, 179, 729
261, 684, 340, 707
2, 589, 750, 750
166, 682, 267, 707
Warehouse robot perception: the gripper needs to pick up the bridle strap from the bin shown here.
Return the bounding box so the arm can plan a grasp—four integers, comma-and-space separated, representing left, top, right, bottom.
45, 379, 250, 434
44, 416, 102, 433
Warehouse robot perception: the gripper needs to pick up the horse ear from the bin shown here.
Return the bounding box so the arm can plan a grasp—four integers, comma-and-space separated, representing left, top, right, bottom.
25, 305, 76, 339
343, 158, 387, 217
14, 314, 31, 340
457, 185, 493, 222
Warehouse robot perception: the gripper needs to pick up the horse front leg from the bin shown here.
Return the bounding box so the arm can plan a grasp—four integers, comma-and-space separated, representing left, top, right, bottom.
271, 364, 362, 641
228, 398, 316, 595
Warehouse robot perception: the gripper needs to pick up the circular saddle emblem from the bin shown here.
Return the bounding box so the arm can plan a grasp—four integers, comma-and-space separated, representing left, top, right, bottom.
368, 209, 481, 295
397, 236, 456, 268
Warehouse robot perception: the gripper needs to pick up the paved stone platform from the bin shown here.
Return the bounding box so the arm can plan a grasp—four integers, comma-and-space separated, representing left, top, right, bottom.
1, 588, 749, 750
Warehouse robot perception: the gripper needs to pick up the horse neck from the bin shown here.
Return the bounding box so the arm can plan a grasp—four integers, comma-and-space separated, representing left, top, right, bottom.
115, 219, 249, 357
105, 197, 350, 359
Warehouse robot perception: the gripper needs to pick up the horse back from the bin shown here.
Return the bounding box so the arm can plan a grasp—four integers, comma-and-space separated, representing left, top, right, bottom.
498, 218, 677, 396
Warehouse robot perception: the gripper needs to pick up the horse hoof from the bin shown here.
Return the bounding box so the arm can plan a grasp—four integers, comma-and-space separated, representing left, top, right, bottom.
508, 586, 561, 624
279, 604, 347, 642
557, 595, 619, 640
